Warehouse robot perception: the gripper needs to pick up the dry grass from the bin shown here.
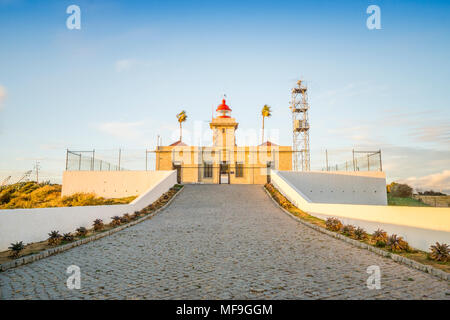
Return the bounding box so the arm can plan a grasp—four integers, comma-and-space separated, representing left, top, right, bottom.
0, 185, 183, 265
264, 183, 450, 274
0, 182, 136, 209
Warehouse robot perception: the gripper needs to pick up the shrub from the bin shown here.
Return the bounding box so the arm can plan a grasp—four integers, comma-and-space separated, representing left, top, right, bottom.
325, 218, 343, 232
354, 227, 368, 240
429, 242, 449, 262
373, 229, 388, 247
390, 183, 413, 198
110, 216, 121, 227
93, 219, 104, 231
386, 234, 409, 252
341, 224, 356, 237
62, 233, 74, 242
132, 211, 141, 220
121, 213, 131, 223
8, 241, 25, 258
76, 227, 88, 237
48, 230, 62, 246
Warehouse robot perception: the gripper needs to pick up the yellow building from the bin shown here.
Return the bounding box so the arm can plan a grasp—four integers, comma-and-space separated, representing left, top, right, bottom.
156, 99, 292, 184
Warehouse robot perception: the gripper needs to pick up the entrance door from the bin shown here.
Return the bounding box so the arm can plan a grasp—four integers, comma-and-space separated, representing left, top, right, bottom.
173, 164, 182, 184
266, 161, 272, 184
219, 163, 230, 184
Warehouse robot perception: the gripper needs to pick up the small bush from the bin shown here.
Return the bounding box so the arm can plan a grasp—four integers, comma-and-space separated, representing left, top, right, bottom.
121, 213, 131, 223
48, 230, 62, 246
76, 227, 88, 237
354, 227, 368, 240
110, 216, 121, 227
325, 218, 343, 232
373, 229, 388, 247
132, 211, 141, 220
429, 242, 449, 262
386, 234, 409, 252
93, 219, 104, 231
341, 224, 356, 237
390, 183, 413, 198
8, 241, 25, 258
62, 233, 74, 242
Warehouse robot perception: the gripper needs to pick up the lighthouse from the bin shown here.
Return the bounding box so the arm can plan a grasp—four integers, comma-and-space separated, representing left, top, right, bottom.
209, 99, 239, 147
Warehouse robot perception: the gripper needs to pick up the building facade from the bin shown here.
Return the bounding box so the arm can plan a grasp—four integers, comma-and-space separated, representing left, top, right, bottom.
156, 99, 292, 184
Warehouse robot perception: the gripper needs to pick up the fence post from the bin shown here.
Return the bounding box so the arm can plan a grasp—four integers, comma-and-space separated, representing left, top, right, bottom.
78, 154, 81, 170
65, 149, 69, 170
145, 149, 148, 171
325, 149, 329, 171
367, 154, 370, 171
91, 149, 95, 171
352, 149, 355, 171
379, 149, 382, 171
118, 149, 121, 171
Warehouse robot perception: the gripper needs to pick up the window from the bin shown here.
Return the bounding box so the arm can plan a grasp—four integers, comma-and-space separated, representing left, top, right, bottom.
204, 162, 213, 178
235, 162, 244, 178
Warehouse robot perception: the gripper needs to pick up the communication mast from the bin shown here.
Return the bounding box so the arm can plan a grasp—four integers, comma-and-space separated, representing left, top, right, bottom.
290, 80, 310, 171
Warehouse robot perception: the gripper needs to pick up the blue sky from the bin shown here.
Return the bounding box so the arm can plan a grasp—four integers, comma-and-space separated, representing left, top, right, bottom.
0, 0, 449, 191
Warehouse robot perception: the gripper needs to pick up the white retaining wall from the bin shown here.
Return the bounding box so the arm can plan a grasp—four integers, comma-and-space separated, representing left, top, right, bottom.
276, 171, 387, 205
271, 170, 450, 251
62, 170, 172, 198
0, 171, 176, 251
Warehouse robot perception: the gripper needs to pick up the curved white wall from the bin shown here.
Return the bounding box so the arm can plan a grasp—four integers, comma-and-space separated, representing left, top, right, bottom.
0, 171, 176, 251
277, 171, 387, 205
271, 170, 450, 251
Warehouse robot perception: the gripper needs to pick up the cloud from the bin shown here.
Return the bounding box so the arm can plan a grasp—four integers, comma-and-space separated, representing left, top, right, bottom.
408, 123, 450, 145
97, 121, 145, 139
399, 170, 450, 194
115, 59, 136, 72
0, 85, 6, 109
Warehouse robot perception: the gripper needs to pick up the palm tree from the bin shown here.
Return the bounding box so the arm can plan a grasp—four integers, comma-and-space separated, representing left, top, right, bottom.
176, 110, 187, 142
261, 104, 272, 143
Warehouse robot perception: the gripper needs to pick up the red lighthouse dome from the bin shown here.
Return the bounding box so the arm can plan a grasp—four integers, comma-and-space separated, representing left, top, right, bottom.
216, 99, 231, 118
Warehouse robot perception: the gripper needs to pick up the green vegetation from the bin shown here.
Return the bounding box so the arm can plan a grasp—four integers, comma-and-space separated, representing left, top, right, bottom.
265, 183, 450, 273
387, 194, 429, 207
0, 181, 137, 209
2, 184, 183, 263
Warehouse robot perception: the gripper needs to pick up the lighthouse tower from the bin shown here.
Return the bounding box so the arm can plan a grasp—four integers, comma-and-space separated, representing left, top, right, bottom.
210, 99, 238, 147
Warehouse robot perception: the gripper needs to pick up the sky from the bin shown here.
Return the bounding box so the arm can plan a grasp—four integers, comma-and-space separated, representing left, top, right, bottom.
0, 0, 449, 192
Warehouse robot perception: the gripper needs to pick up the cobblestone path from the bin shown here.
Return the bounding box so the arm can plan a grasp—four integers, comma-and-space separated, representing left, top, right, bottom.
1, 185, 448, 299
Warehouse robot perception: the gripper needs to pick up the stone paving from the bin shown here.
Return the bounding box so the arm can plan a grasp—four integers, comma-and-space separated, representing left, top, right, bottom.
0, 185, 449, 300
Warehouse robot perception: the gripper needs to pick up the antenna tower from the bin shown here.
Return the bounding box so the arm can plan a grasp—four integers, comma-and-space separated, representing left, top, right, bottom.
290, 80, 310, 171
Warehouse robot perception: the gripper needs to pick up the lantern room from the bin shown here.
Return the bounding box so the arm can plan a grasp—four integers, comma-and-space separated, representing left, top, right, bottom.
216, 99, 232, 118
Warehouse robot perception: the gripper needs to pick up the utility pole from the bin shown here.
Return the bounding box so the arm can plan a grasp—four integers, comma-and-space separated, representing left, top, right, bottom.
34, 161, 41, 184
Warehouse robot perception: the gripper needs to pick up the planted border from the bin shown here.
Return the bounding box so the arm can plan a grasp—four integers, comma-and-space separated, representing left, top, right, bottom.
0, 184, 184, 272
264, 183, 449, 282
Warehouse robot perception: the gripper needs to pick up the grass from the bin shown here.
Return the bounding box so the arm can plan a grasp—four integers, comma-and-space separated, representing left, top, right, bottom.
265, 183, 450, 274
0, 184, 183, 265
0, 181, 137, 209
387, 194, 430, 207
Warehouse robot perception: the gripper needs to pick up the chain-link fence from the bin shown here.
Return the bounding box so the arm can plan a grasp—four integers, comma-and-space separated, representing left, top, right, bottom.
316, 149, 382, 172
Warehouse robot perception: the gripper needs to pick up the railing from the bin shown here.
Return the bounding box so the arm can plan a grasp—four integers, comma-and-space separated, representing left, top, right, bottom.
320, 150, 382, 172
66, 150, 126, 171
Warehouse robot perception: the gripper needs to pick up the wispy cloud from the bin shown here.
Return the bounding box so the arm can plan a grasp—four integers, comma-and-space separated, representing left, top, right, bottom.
115, 59, 137, 72
408, 123, 450, 145
315, 82, 388, 106
97, 121, 145, 139
399, 170, 450, 194
0, 85, 6, 109
114, 58, 161, 73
